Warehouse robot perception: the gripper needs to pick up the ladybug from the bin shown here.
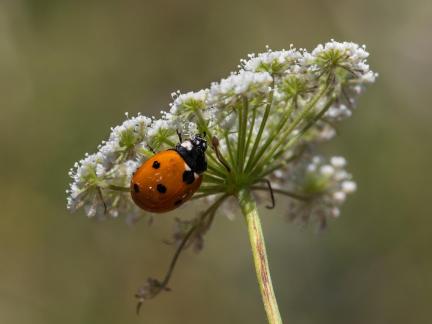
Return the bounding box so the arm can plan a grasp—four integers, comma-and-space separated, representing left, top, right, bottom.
130, 134, 207, 213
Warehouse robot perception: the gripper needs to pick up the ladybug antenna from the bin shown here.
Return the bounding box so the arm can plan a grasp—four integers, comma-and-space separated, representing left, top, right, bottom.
176, 129, 183, 143
211, 136, 231, 173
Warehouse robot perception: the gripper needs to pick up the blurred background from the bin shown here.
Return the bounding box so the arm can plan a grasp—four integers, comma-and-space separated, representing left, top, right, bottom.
1, 0, 431, 323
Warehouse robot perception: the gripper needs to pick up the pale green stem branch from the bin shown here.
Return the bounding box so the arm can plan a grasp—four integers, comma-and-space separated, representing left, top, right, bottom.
108, 185, 130, 192
244, 82, 275, 172
248, 85, 333, 179
271, 94, 337, 162
238, 189, 283, 324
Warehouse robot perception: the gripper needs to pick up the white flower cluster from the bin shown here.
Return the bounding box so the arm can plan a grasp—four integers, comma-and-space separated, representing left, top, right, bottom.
67, 40, 375, 225
67, 152, 106, 214
241, 47, 303, 74
275, 155, 357, 229
99, 113, 152, 165
169, 40, 374, 140
208, 71, 273, 107
305, 40, 373, 76
169, 90, 208, 115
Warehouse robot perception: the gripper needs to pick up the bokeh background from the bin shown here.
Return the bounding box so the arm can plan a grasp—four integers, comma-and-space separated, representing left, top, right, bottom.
1, 0, 431, 323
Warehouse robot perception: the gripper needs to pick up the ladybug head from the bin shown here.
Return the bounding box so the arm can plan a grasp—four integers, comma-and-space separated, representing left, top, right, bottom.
175, 133, 208, 174
190, 134, 207, 152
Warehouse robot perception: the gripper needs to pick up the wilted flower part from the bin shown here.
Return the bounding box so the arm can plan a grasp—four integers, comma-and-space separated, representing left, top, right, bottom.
135, 277, 171, 314
169, 217, 205, 252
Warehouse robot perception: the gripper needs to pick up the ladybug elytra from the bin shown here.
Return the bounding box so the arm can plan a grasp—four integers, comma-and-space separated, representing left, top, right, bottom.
130, 134, 207, 213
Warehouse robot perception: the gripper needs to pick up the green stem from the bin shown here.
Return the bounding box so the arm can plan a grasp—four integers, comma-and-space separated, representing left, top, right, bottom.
269, 94, 337, 166
244, 106, 257, 160
245, 99, 294, 173
251, 186, 309, 201
206, 156, 228, 178
198, 185, 227, 193
224, 131, 237, 171
107, 185, 130, 192
237, 189, 283, 324
203, 172, 225, 183
162, 138, 177, 147
248, 85, 332, 179
244, 82, 275, 172
237, 97, 249, 172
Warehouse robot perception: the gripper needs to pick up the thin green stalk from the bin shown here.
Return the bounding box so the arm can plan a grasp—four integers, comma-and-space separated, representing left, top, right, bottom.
251, 186, 309, 201
203, 172, 225, 182
248, 85, 331, 178
162, 138, 177, 147
202, 176, 225, 185
285, 94, 336, 148
107, 185, 130, 192
245, 99, 294, 173
206, 150, 230, 176
207, 151, 226, 170
244, 82, 275, 172
224, 131, 237, 171
191, 192, 219, 200
254, 146, 308, 180
237, 97, 249, 172
266, 94, 337, 172
198, 185, 227, 193
206, 163, 227, 179
237, 189, 283, 324
244, 106, 257, 161
236, 101, 244, 171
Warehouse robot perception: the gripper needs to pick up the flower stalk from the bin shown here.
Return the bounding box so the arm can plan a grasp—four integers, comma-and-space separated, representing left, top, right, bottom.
238, 189, 283, 324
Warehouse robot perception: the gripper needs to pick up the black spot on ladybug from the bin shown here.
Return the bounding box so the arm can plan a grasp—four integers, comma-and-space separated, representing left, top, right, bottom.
182, 170, 195, 184
133, 183, 140, 193
157, 184, 167, 193
152, 161, 160, 169
174, 199, 183, 206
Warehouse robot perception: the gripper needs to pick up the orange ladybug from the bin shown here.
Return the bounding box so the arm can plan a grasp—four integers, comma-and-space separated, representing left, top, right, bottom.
130, 134, 207, 213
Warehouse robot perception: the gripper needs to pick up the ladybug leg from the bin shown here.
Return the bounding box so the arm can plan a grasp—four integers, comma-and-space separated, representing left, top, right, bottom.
96, 187, 108, 214
147, 144, 156, 154
260, 178, 275, 209
176, 129, 183, 143
211, 136, 231, 172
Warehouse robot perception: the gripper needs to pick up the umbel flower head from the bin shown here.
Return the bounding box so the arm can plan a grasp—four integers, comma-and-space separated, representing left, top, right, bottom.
67, 40, 376, 320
